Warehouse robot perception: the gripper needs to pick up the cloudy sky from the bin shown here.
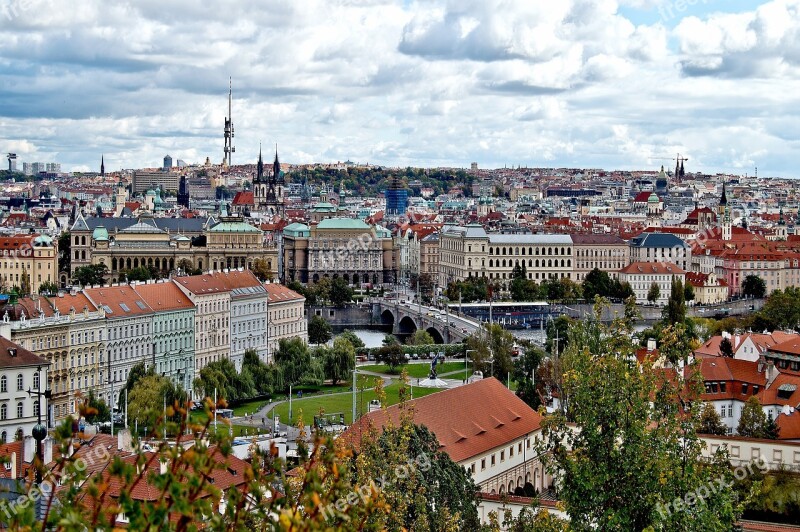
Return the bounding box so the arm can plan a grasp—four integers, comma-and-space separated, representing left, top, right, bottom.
1, 0, 798, 176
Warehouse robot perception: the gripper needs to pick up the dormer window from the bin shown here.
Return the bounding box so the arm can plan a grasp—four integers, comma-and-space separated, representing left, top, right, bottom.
742, 384, 749, 395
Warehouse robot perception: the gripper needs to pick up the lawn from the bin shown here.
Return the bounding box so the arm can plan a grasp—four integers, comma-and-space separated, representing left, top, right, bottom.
360, 361, 467, 379
271, 381, 445, 427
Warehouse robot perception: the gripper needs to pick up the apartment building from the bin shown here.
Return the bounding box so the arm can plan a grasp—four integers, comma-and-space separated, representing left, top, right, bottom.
265, 283, 307, 361
0, 234, 57, 294
0, 337, 49, 443
618, 262, 687, 306
570, 234, 629, 281
173, 274, 231, 372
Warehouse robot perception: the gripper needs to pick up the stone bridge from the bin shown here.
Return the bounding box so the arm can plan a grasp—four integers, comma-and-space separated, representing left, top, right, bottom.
372, 300, 481, 344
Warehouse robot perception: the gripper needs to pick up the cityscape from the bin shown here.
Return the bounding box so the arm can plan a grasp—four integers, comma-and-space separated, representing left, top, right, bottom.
2, 1, 800, 531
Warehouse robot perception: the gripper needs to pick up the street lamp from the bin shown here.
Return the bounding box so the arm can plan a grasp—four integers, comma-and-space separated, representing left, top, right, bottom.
464, 349, 475, 382
27, 366, 51, 485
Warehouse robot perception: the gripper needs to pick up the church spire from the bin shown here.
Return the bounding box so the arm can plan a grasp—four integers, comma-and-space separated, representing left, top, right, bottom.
720, 181, 728, 206
256, 143, 263, 184
273, 144, 281, 181
100, 155, 105, 177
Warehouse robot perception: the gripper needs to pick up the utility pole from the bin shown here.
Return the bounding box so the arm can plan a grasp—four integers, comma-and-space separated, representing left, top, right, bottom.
27, 366, 50, 485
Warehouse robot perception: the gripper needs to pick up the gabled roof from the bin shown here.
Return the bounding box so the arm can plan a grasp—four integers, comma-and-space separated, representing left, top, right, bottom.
629, 232, 689, 249
341, 378, 542, 463
134, 282, 195, 312
0, 336, 49, 369
71, 212, 89, 231
83, 286, 154, 318
619, 261, 686, 275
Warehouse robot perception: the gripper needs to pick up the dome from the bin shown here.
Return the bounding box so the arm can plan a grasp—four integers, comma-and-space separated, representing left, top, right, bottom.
92, 226, 109, 241
648, 192, 659, 203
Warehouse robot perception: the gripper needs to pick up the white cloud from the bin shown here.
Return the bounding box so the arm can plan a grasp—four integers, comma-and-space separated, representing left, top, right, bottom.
0, 0, 797, 176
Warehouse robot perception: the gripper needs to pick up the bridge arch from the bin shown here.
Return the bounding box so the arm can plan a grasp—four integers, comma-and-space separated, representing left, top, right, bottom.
380, 309, 395, 328
398, 316, 417, 335
425, 327, 444, 344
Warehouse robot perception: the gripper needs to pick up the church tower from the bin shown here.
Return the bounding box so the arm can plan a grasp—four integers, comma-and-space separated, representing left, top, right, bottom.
722, 206, 732, 241
273, 147, 284, 203
777, 206, 788, 240
254, 145, 269, 212
100, 155, 105, 178
718, 181, 728, 217
177, 174, 190, 208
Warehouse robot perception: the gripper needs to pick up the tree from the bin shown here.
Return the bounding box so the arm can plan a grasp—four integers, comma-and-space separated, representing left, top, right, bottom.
512, 343, 544, 410
614, 280, 635, 300
737, 395, 770, 438
119, 361, 153, 411
58, 231, 71, 273
582, 268, 614, 301
684, 280, 696, 302
465, 323, 515, 379
348, 389, 479, 530
698, 402, 727, 435
323, 337, 356, 385
313, 277, 332, 304
176, 258, 201, 275
38, 280, 59, 295
309, 314, 332, 344
759, 287, 800, 331
127, 374, 172, 428
328, 277, 354, 307
73, 263, 108, 287
288, 280, 317, 307
742, 274, 767, 299
251, 258, 274, 282
84, 390, 110, 424
337, 330, 365, 350
274, 337, 313, 388
122, 266, 152, 282
407, 329, 435, 346
376, 342, 405, 372
545, 315, 573, 357
719, 337, 734, 357
510, 263, 534, 301
663, 278, 687, 324
647, 281, 661, 304
538, 302, 743, 530
20, 266, 31, 296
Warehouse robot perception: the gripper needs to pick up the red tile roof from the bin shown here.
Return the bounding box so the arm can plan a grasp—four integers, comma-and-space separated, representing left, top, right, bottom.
0, 336, 49, 369
134, 282, 195, 312
264, 283, 304, 303
84, 286, 154, 318
619, 261, 686, 275
342, 378, 543, 463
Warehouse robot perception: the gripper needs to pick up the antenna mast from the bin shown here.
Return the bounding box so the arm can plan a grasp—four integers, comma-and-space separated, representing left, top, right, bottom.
223, 78, 235, 167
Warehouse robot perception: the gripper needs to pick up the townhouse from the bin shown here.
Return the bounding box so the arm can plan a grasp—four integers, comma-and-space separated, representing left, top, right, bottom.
0, 336, 49, 443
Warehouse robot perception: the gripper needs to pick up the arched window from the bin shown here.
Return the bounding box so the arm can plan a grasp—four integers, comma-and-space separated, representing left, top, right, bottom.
16, 373, 23, 391
0, 431, 6, 443
0, 404, 6, 420
81, 236, 86, 246
0, 375, 6, 393
16, 402, 23, 418
33, 372, 39, 390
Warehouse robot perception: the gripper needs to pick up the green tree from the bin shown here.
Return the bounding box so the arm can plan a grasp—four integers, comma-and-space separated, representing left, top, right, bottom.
127, 374, 172, 428
38, 280, 59, 295
614, 280, 635, 300
329, 277, 354, 307
684, 280, 696, 302
118, 361, 153, 411
582, 267, 613, 301
314, 277, 332, 304
323, 337, 356, 386
698, 402, 727, 435
465, 323, 515, 379
176, 258, 201, 275
84, 390, 110, 424
512, 343, 544, 410
337, 329, 365, 350
274, 337, 313, 388
538, 302, 744, 530
545, 315, 573, 357
287, 280, 317, 306
309, 314, 332, 344
73, 263, 108, 287
122, 266, 152, 282
510, 262, 534, 301
19, 266, 32, 296
376, 342, 405, 371
407, 329, 435, 346
719, 336, 734, 357
742, 274, 767, 298
58, 231, 71, 273
647, 281, 661, 304
663, 278, 687, 324
737, 395, 770, 438
759, 287, 800, 330
349, 392, 479, 530
251, 258, 274, 282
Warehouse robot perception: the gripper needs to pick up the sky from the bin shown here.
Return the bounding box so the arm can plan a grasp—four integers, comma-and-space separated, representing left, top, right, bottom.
1, 0, 798, 176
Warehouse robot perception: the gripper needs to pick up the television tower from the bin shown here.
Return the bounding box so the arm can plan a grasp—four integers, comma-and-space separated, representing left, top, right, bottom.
223, 78, 235, 167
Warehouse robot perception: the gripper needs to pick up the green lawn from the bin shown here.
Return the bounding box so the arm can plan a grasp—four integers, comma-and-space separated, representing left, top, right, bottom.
360, 361, 467, 379
271, 381, 445, 427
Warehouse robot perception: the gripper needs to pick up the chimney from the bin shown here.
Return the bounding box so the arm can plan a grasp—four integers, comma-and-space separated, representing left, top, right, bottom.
23, 435, 36, 463
43, 437, 53, 466
647, 338, 657, 352
758, 356, 765, 373
766, 361, 778, 386
734, 334, 740, 350
117, 429, 132, 452
10, 451, 17, 479
160, 459, 169, 475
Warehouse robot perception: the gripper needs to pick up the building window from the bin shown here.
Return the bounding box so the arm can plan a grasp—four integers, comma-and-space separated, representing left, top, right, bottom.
0, 375, 6, 393
491, 454, 496, 467
17, 402, 23, 418
0, 404, 6, 420
33, 372, 39, 390
16, 374, 23, 391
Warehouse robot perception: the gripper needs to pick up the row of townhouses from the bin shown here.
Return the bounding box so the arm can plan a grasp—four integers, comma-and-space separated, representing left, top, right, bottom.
0, 270, 306, 441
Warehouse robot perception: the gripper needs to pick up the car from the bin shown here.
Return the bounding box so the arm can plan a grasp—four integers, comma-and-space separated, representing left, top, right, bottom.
412, 353, 419, 360
404, 353, 411, 360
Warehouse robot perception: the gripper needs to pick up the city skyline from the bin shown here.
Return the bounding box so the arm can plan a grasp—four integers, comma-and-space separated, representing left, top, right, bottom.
2, 0, 798, 176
